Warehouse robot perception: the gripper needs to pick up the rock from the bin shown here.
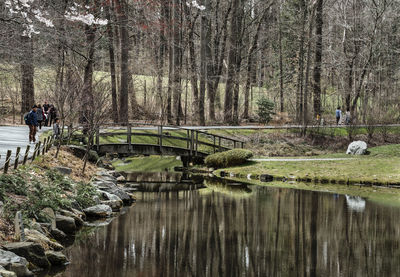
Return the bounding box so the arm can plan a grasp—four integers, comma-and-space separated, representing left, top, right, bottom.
260, 174, 274, 182
84, 204, 112, 218
98, 190, 122, 202
346, 141, 368, 155
50, 228, 67, 242
3, 242, 49, 268
41, 208, 56, 229
0, 249, 32, 277
59, 210, 84, 228
54, 166, 72, 175
116, 175, 126, 182
94, 181, 132, 204
25, 229, 64, 251
0, 265, 17, 277
45, 251, 68, 266
55, 215, 76, 235
101, 200, 122, 212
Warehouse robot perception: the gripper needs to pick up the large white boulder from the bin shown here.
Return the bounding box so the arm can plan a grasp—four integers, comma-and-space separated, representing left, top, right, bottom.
346, 141, 368, 155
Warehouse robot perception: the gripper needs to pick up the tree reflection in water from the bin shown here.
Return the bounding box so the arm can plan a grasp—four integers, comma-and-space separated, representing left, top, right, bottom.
62, 182, 400, 277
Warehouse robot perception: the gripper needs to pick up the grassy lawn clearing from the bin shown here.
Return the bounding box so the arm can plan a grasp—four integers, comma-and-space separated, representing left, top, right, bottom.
112, 156, 182, 172
216, 144, 400, 185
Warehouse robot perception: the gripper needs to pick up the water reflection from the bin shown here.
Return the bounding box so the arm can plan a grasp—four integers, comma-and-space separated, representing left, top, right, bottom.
62, 183, 400, 277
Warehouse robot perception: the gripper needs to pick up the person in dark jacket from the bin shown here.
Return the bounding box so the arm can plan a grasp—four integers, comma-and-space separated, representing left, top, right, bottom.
53, 118, 61, 139
36, 104, 44, 130
27, 105, 38, 143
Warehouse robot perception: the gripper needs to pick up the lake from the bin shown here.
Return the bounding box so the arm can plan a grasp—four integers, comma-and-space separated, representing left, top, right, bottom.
61, 177, 400, 277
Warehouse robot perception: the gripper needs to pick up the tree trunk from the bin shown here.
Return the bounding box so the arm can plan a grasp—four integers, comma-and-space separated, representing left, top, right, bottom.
224, 0, 242, 124
20, 36, 34, 114
199, 0, 209, 126
296, 0, 307, 123
172, 0, 182, 125
116, 0, 130, 124
157, 0, 168, 122
278, 3, 284, 113
303, 6, 315, 126
105, 2, 118, 123
312, 0, 323, 117
244, 13, 264, 119
81, 23, 96, 129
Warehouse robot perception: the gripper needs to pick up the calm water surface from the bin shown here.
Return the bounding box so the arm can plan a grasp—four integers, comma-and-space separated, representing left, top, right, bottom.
61, 179, 400, 277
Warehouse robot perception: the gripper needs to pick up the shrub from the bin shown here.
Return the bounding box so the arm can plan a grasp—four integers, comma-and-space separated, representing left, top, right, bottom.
205, 149, 253, 168
74, 182, 98, 209
0, 173, 28, 196
256, 97, 275, 124
45, 169, 73, 191
26, 181, 72, 218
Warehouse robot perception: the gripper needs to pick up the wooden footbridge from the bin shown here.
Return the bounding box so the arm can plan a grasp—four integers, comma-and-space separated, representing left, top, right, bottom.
91, 124, 245, 164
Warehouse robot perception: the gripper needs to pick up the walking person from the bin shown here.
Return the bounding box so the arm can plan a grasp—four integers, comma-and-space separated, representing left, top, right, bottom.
36, 104, 44, 130
49, 106, 57, 127
335, 106, 341, 125
345, 109, 351, 125
53, 118, 61, 139
25, 105, 38, 143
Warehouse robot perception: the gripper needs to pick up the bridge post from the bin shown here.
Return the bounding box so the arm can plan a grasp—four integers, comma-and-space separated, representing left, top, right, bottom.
241, 141, 244, 148
186, 130, 190, 149
213, 136, 216, 153
158, 125, 163, 154
127, 124, 132, 150
190, 130, 194, 156
218, 137, 221, 152
195, 131, 198, 156
234, 141, 236, 149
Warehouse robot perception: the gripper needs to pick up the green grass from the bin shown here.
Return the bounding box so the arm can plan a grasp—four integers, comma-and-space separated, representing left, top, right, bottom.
216, 144, 400, 184
112, 156, 182, 172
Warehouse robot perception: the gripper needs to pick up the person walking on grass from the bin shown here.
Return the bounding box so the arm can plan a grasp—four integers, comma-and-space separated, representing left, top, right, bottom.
335, 106, 341, 125
345, 109, 351, 125
53, 118, 61, 139
25, 105, 38, 143
36, 104, 44, 130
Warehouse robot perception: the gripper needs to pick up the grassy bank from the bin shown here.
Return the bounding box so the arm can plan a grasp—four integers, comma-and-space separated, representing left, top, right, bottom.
215, 144, 400, 189
112, 156, 182, 172
0, 147, 99, 239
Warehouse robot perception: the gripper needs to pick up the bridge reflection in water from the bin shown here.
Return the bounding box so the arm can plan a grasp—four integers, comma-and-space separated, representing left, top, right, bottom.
62, 177, 400, 277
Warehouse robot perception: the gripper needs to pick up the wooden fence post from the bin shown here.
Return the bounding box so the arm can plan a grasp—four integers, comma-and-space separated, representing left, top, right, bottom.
14, 147, 21, 170
42, 138, 47, 156
22, 145, 30, 165
4, 150, 12, 174
31, 143, 38, 162
36, 141, 41, 157
241, 142, 244, 148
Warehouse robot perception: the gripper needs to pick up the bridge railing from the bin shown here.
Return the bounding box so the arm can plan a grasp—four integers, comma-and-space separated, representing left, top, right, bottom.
93, 123, 245, 155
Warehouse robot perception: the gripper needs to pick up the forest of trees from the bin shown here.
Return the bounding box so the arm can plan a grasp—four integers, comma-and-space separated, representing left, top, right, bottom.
1, 0, 400, 126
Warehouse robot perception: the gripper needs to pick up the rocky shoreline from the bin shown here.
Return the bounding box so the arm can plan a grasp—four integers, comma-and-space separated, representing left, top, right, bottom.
0, 169, 134, 277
